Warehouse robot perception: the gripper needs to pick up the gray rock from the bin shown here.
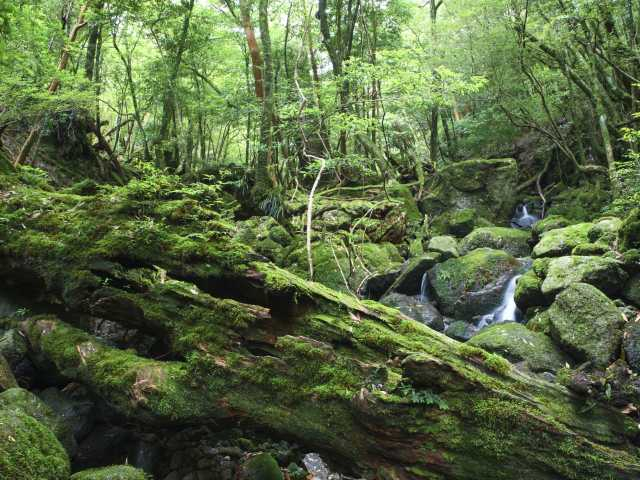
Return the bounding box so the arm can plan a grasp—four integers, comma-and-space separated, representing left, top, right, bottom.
540, 256, 627, 297
39, 386, 95, 442
426, 235, 459, 260
380, 293, 445, 331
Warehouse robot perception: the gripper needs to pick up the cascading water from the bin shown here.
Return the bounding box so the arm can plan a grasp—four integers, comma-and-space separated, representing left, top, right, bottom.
511, 203, 539, 229
419, 272, 429, 303
477, 274, 523, 328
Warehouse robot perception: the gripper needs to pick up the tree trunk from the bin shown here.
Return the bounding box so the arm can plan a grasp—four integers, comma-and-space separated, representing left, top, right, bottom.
14, 4, 89, 166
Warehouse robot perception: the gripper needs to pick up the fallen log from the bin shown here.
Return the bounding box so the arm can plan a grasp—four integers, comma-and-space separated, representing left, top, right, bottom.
1, 171, 639, 480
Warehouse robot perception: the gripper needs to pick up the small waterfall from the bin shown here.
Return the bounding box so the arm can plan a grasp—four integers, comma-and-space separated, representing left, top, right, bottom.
477, 274, 523, 328
511, 203, 539, 229
419, 272, 429, 303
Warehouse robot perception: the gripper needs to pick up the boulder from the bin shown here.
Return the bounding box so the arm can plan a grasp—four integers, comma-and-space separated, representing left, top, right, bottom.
588, 217, 623, 244
384, 252, 440, 296
0, 328, 28, 368
622, 274, 640, 308
428, 248, 520, 319
532, 223, 593, 258
380, 293, 445, 331
442, 208, 477, 236
0, 387, 76, 455
619, 208, 640, 252
468, 322, 570, 373
444, 320, 478, 341
420, 158, 518, 224
547, 283, 625, 367
623, 322, 640, 373
70, 466, 148, 480
358, 268, 402, 300
459, 227, 531, 257
531, 215, 570, 241
540, 256, 628, 297
514, 269, 547, 311
0, 408, 70, 480
426, 235, 459, 260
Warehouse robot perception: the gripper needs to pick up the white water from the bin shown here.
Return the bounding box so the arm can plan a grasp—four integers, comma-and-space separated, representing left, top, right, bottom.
511, 204, 539, 228
419, 272, 429, 303
477, 274, 522, 328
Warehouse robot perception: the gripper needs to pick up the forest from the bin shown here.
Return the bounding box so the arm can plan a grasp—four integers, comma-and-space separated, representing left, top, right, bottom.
1, 0, 640, 479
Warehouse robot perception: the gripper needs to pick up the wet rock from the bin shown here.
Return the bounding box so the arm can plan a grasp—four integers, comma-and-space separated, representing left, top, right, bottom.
428, 248, 520, 319
70, 465, 147, 480
467, 322, 570, 373
130, 436, 162, 473
547, 283, 625, 367
0, 387, 76, 455
426, 235, 459, 260
384, 252, 440, 296
358, 268, 401, 300
241, 453, 283, 480
74, 424, 131, 471
540, 256, 627, 297
459, 227, 531, 257
380, 293, 445, 331
39, 387, 95, 442
532, 223, 593, 258
0, 408, 70, 480
444, 320, 478, 341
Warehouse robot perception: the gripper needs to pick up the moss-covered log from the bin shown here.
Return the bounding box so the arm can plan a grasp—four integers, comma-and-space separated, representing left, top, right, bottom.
1, 171, 640, 479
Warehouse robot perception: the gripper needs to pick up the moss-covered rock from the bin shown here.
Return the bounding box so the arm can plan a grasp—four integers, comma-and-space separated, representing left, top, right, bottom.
382, 252, 440, 296
0, 328, 28, 368
468, 322, 570, 373
571, 243, 610, 256
0, 408, 70, 480
459, 227, 531, 257
0, 353, 17, 391
622, 274, 640, 308
531, 215, 570, 241
540, 256, 627, 297
289, 240, 402, 293
70, 465, 148, 480
0, 387, 76, 454
426, 235, 459, 260
428, 248, 520, 319
421, 158, 518, 225
445, 208, 477, 236
588, 217, 623, 244
619, 208, 640, 252
547, 283, 625, 367
514, 269, 547, 311
233, 216, 293, 264
241, 453, 284, 480
532, 223, 593, 258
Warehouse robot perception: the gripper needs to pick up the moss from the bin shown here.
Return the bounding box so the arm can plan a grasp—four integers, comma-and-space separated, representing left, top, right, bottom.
0, 408, 70, 480
0, 388, 74, 452
618, 208, 640, 252
571, 243, 610, 256
468, 322, 569, 373
0, 354, 17, 391
70, 466, 148, 480
532, 223, 593, 258
546, 185, 610, 222
458, 344, 511, 376
541, 256, 627, 297
514, 269, 547, 311
531, 215, 570, 240
241, 453, 284, 480
459, 227, 531, 257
